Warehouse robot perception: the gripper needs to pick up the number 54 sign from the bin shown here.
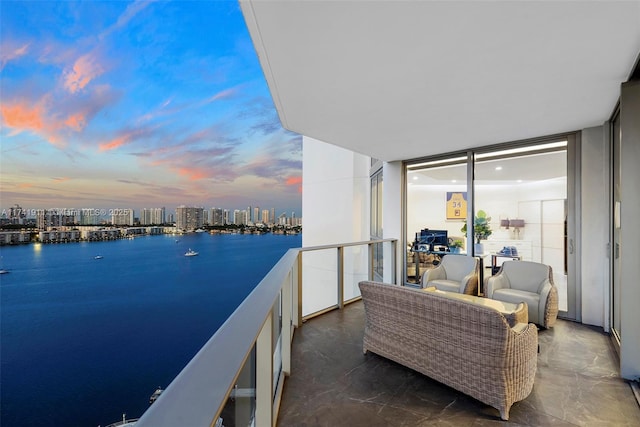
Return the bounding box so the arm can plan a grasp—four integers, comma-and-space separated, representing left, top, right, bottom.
446, 192, 467, 220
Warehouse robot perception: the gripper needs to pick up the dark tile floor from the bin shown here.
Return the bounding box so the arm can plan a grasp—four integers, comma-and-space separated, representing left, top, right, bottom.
277, 301, 640, 426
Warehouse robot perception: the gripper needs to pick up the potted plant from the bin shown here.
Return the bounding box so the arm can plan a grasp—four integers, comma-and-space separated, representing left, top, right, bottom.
461, 210, 492, 254
449, 239, 464, 254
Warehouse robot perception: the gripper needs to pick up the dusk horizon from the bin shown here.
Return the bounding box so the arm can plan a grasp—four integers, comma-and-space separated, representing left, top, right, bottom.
1, 1, 302, 216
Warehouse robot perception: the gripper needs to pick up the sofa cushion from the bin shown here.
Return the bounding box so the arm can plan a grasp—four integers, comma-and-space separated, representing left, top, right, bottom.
492, 289, 540, 324
429, 279, 461, 293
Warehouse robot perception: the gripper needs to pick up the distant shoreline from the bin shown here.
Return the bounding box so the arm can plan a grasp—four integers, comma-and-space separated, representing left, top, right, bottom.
0, 225, 302, 247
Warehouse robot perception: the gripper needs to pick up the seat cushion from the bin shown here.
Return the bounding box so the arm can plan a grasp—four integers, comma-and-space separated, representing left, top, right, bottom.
492, 289, 540, 324
428, 279, 461, 293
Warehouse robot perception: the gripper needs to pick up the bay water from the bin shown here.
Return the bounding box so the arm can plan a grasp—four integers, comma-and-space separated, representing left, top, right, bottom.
0, 232, 302, 427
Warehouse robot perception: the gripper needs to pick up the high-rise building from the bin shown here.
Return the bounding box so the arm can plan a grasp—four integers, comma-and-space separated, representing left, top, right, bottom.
111, 208, 134, 226
223, 209, 230, 225
140, 208, 166, 225
270, 208, 275, 224
175, 206, 204, 231
233, 209, 247, 225
79, 209, 101, 225
202, 209, 209, 225
253, 207, 260, 223
262, 209, 270, 224
9, 204, 25, 224
210, 208, 224, 225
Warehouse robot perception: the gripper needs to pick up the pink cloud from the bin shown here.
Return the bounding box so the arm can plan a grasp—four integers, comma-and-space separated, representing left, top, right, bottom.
63, 52, 105, 93
177, 167, 209, 181
99, 134, 132, 151
99, 126, 155, 151
285, 176, 302, 193
64, 113, 86, 131
0, 41, 30, 70
1, 101, 45, 132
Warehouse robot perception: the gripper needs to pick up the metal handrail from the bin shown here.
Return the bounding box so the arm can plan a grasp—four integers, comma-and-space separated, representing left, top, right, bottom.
135, 239, 396, 427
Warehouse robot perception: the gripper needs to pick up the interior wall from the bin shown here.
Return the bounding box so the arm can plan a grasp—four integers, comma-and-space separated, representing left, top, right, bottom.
406, 179, 566, 251
620, 80, 640, 380
580, 125, 609, 328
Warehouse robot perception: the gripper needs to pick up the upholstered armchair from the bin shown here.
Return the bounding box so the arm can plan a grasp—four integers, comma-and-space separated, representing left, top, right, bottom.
485, 260, 558, 328
420, 254, 478, 295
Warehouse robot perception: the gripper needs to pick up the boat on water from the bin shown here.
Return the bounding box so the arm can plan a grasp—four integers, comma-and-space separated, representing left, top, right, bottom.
94, 255, 104, 259
184, 249, 199, 257
103, 414, 138, 427
0, 269, 9, 274
149, 387, 164, 404
195, 229, 206, 233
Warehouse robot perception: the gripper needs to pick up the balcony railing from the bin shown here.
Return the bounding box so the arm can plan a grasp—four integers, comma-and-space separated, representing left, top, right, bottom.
135, 238, 397, 427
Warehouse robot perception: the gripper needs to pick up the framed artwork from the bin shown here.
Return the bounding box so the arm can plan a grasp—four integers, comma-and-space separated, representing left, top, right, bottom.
446, 192, 467, 220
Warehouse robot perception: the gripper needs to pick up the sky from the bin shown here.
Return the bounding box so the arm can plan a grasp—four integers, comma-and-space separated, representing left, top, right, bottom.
0, 0, 302, 217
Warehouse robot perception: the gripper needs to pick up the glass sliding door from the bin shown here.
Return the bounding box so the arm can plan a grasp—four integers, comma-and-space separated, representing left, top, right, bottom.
405, 156, 468, 285
474, 141, 570, 312
611, 110, 622, 343
370, 168, 384, 281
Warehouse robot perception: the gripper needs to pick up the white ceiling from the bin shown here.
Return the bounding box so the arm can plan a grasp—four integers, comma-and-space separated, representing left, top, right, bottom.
241, 0, 640, 162
408, 150, 567, 184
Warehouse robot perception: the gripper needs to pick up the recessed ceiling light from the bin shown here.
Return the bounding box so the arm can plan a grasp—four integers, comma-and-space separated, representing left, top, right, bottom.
413, 176, 418, 180
495, 166, 503, 171
517, 179, 523, 183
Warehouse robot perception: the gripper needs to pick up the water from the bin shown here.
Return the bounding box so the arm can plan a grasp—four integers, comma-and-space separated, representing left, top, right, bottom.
0, 232, 301, 427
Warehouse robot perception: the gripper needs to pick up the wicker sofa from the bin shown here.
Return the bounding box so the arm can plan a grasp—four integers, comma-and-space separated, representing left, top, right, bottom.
358, 281, 538, 420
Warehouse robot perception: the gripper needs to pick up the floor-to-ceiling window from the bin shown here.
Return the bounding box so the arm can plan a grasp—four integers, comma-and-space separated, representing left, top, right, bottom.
611, 109, 622, 345
371, 161, 384, 281
474, 141, 569, 313
404, 138, 577, 318
405, 155, 468, 285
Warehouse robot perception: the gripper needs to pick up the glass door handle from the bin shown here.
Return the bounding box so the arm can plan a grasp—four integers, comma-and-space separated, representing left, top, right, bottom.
569, 239, 574, 254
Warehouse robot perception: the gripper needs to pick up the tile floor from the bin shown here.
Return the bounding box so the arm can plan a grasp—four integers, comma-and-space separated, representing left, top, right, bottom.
277, 301, 640, 426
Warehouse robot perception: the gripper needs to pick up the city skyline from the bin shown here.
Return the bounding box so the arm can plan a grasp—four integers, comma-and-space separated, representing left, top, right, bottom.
0, 1, 302, 216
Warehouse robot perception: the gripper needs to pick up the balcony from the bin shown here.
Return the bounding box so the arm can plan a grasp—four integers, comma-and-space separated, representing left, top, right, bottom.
278, 302, 640, 426
136, 240, 640, 426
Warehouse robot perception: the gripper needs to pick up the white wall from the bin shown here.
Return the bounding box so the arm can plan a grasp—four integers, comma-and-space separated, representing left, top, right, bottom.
620, 81, 640, 380
383, 161, 403, 284
580, 126, 609, 328
301, 137, 371, 315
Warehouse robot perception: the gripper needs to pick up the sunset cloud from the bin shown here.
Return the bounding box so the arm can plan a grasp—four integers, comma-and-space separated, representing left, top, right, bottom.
63, 52, 105, 93
0, 41, 30, 70
1, 2, 302, 215
285, 175, 303, 194
64, 113, 86, 131
99, 126, 154, 151
1, 101, 46, 133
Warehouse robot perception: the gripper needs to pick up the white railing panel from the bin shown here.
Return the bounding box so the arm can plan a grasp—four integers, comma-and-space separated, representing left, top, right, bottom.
301, 249, 338, 316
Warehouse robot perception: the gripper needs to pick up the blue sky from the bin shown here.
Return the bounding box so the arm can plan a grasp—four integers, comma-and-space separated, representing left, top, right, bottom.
0, 0, 302, 216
